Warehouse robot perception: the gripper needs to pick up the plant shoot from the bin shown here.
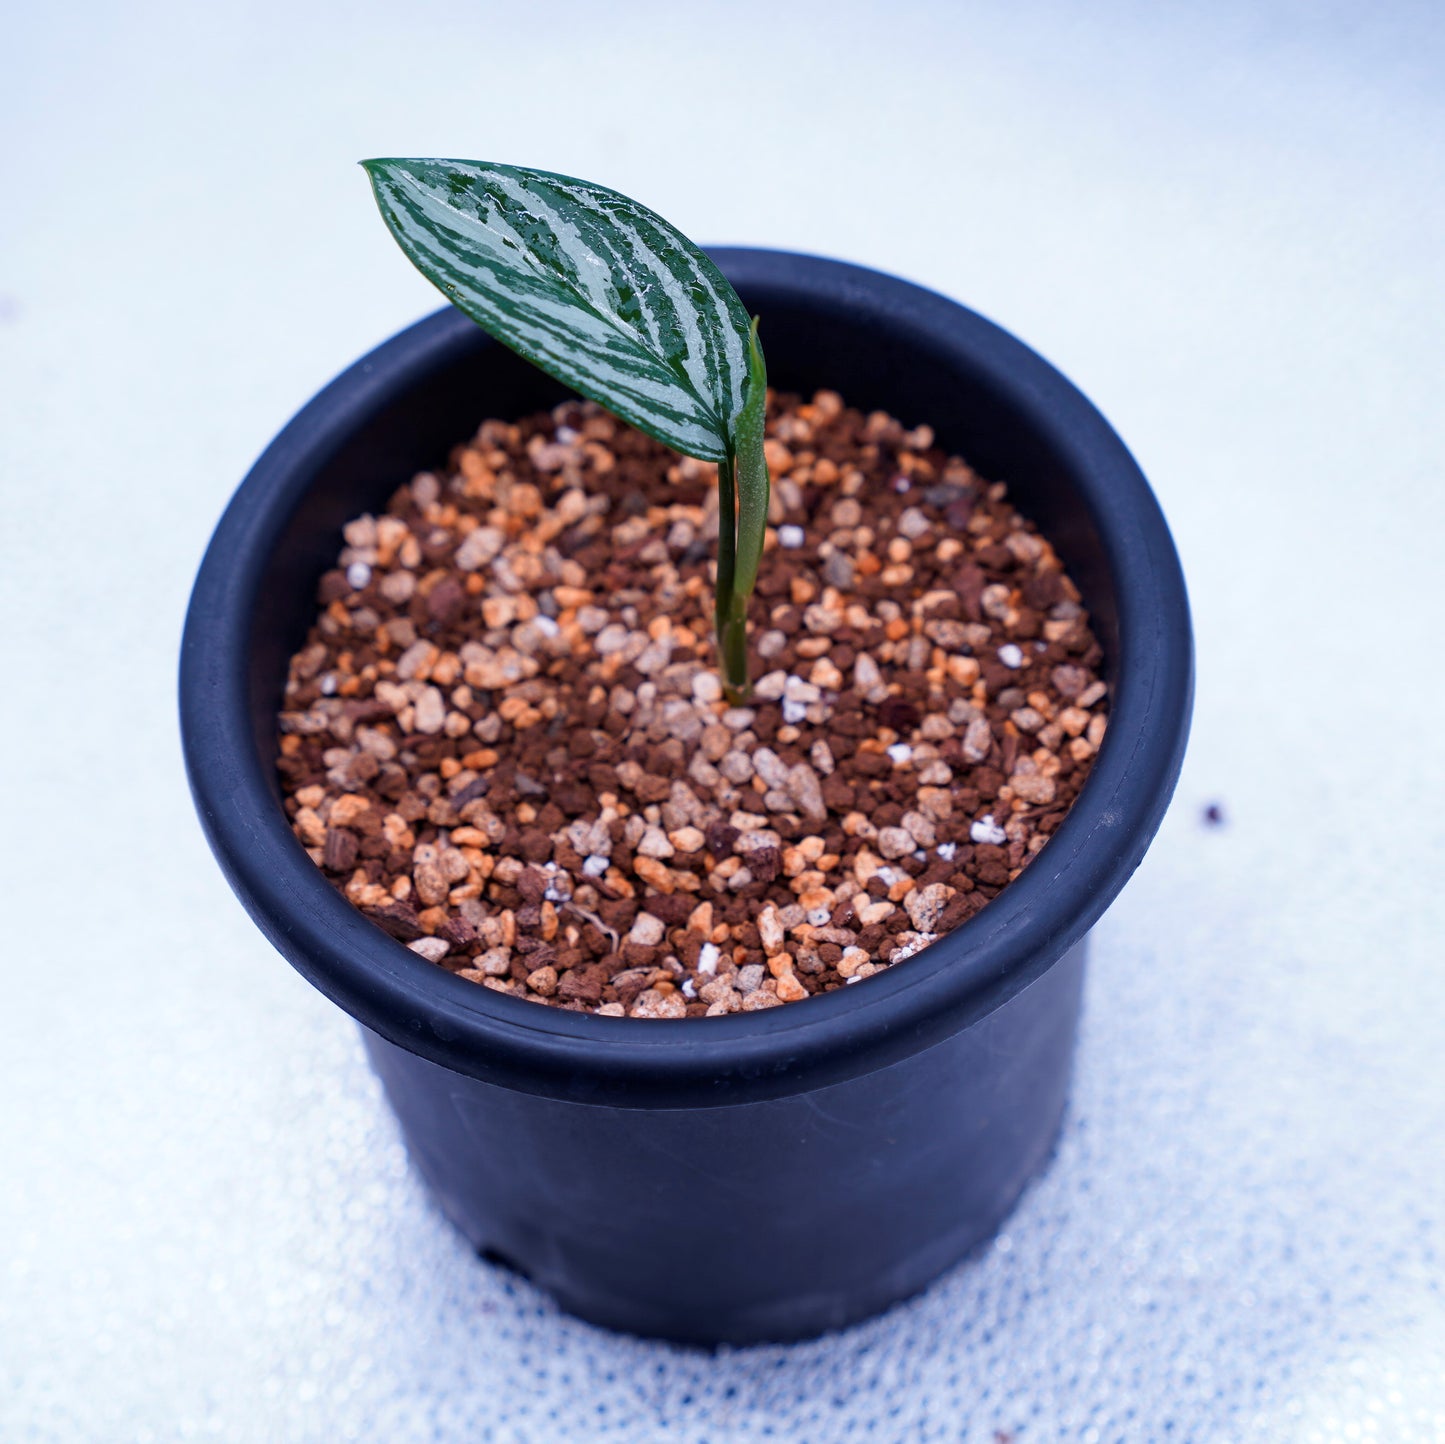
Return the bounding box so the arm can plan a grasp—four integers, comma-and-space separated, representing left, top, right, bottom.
363, 158, 770, 702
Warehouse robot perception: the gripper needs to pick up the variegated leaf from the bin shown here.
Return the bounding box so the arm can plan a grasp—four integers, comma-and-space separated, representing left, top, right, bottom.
362, 158, 751, 462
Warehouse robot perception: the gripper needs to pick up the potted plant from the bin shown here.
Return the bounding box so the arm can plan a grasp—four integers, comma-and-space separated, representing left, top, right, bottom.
180, 160, 1192, 1344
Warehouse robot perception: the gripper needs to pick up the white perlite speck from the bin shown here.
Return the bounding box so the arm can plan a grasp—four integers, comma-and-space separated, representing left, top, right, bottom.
346, 562, 371, 590
938, 842, 958, 861
887, 743, 913, 765
697, 943, 720, 975
778, 525, 805, 548
997, 643, 1025, 669
582, 854, 609, 877
970, 814, 1008, 846
782, 698, 807, 724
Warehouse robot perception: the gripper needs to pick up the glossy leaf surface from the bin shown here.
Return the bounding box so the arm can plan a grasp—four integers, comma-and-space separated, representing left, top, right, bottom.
363, 158, 752, 462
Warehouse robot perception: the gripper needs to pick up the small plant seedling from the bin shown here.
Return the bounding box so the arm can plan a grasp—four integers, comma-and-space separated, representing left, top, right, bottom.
363, 159, 770, 703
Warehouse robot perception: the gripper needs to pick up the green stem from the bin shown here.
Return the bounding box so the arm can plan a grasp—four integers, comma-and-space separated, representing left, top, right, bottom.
718, 590, 750, 704
714, 318, 770, 705
715, 450, 748, 703
716, 451, 737, 634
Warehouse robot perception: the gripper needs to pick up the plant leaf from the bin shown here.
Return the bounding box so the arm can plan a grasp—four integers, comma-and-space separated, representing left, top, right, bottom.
363, 158, 752, 462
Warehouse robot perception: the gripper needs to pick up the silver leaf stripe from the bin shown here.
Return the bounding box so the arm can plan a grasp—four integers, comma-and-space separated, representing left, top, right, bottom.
364, 159, 751, 462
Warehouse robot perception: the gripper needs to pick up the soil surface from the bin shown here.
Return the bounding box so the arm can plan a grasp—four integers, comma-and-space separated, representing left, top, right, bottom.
276, 390, 1108, 1017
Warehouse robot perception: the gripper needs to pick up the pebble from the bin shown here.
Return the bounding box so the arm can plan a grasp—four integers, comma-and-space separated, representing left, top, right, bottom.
897, 507, 930, 540
775, 969, 808, 1003
742, 989, 784, 1011
412, 687, 446, 735
476, 949, 511, 977
637, 826, 675, 859
905, 883, 954, 931
758, 904, 785, 955
785, 763, 827, 821
454, 525, 504, 571
823, 552, 856, 589
582, 854, 609, 877
627, 913, 666, 947
631, 988, 686, 1019
719, 751, 754, 783
962, 716, 993, 763
346, 561, 371, 590
343, 515, 377, 549
691, 671, 723, 704
778, 524, 805, 548
735, 963, 765, 995
634, 857, 674, 892
752, 748, 790, 790
593, 624, 631, 654
997, 643, 1025, 669
698, 977, 735, 1008
1010, 772, 1057, 804
1052, 664, 1088, 698
407, 936, 450, 962
395, 640, 437, 680
526, 964, 559, 997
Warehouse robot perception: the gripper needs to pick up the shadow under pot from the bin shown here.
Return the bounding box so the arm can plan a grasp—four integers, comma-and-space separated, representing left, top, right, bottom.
179, 248, 1193, 1345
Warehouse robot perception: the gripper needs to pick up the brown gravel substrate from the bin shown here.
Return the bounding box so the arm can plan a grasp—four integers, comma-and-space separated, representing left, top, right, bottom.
276, 389, 1108, 1018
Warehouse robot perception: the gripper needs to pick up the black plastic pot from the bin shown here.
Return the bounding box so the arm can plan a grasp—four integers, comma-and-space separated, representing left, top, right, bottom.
180, 249, 1192, 1345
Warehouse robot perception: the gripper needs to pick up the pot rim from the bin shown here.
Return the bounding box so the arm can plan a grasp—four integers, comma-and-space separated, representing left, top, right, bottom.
180, 248, 1192, 1107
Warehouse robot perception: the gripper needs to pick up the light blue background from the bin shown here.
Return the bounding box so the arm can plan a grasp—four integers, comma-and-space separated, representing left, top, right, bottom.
3, 3, 1443, 1439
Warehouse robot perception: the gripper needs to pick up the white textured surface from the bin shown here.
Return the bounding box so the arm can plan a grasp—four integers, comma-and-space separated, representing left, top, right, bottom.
3, 2, 1444, 1439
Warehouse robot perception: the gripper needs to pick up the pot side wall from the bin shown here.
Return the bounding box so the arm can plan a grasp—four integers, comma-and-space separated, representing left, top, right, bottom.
363, 940, 1085, 1345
